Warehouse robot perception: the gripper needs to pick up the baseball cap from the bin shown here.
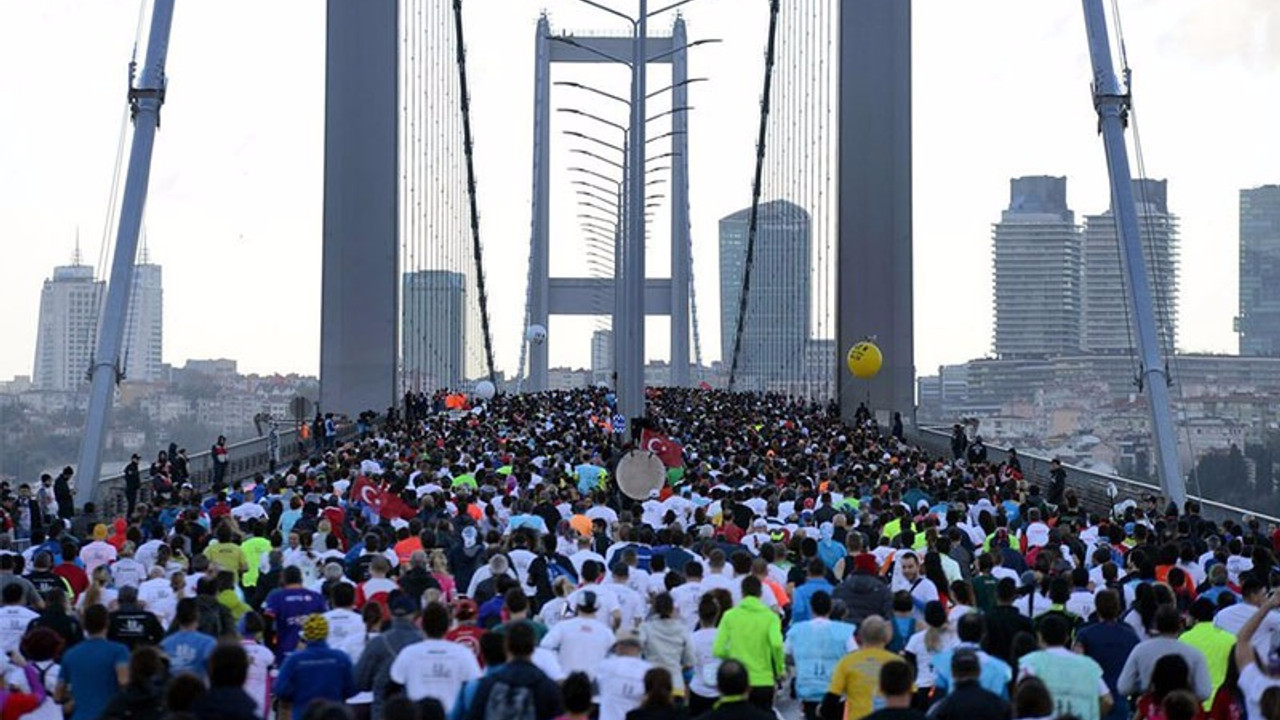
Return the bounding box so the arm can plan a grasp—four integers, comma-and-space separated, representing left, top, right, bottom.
576, 590, 599, 613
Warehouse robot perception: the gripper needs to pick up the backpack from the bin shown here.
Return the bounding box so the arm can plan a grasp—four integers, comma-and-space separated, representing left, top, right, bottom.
484, 679, 536, 720
545, 557, 575, 586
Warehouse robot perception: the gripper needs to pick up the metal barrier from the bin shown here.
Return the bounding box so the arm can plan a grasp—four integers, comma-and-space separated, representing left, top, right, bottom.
95, 422, 359, 516
913, 427, 1280, 526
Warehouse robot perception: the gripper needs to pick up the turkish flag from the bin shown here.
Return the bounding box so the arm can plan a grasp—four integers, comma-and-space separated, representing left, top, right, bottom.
352, 476, 416, 520
698, 381, 712, 390
352, 476, 381, 506
377, 490, 417, 520
640, 429, 684, 468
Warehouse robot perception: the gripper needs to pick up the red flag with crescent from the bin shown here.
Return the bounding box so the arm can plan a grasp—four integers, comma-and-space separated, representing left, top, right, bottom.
352, 475, 416, 519
640, 429, 684, 468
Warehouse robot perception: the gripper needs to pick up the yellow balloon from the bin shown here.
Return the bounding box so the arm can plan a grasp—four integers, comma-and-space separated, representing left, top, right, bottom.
846, 341, 883, 379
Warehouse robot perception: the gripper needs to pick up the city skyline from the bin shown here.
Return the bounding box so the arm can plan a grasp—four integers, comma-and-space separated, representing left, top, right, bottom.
1, 1, 1277, 381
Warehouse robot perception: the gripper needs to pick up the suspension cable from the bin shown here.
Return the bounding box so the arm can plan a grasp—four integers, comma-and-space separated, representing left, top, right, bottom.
728, 0, 781, 391
452, 0, 497, 382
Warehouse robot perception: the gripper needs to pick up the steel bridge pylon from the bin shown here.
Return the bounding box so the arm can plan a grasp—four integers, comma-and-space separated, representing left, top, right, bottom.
524, 15, 694, 393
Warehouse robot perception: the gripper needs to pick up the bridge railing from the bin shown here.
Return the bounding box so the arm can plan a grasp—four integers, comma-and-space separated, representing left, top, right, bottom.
913, 427, 1280, 527
95, 422, 357, 516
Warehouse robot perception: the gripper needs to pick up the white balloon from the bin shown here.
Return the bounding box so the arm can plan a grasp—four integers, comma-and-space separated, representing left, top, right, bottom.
526, 324, 548, 344
474, 380, 496, 400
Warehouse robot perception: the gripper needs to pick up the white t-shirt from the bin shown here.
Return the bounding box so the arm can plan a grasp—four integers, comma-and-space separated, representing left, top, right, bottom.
324, 608, 365, 650
671, 581, 704, 631
80, 541, 118, 574
241, 640, 275, 718
112, 558, 147, 589
595, 655, 652, 720
539, 616, 616, 676
904, 629, 959, 687
566, 587, 621, 627
137, 578, 178, 628
1239, 663, 1280, 720
388, 638, 482, 714
0, 605, 38, 653
688, 627, 721, 698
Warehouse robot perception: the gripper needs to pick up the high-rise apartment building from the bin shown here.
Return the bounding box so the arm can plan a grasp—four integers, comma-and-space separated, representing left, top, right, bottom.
401, 270, 466, 391
719, 199, 811, 382
992, 176, 1081, 358
1082, 179, 1179, 354
590, 329, 613, 383
123, 258, 164, 382
1238, 185, 1280, 355
33, 258, 103, 391
33, 249, 167, 391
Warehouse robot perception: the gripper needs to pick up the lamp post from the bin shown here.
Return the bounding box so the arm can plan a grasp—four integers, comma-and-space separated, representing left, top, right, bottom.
556, 0, 715, 423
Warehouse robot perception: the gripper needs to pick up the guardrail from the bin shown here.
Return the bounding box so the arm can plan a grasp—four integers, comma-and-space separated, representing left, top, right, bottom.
95, 422, 359, 516
913, 427, 1280, 527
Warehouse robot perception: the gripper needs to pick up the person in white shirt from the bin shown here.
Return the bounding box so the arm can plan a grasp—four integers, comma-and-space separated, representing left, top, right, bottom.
1231, 590, 1280, 720
1015, 571, 1051, 619
607, 566, 648, 631
569, 536, 606, 577
671, 563, 706, 632
111, 543, 147, 590
136, 566, 179, 629
1021, 509, 1051, 549
687, 595, 723, 708
0, 584, 39, 654
324, 583, 366, 650
1215, 578, 1280, 655
891, 552, 939, 613
539, 590, 617, 676
79, 525, 118, 574
1066, 568, 1098, 620
388, 602, 482, 715
594, 635, 653, 720
230, 498, 268, 524
741, 519, 773, 555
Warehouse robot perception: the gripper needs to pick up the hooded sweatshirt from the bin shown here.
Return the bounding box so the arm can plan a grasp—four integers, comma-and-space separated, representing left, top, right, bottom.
639, 617, 697, 692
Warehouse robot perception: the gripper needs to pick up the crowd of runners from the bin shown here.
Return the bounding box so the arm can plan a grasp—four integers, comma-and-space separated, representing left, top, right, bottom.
1, 386, 1280, 720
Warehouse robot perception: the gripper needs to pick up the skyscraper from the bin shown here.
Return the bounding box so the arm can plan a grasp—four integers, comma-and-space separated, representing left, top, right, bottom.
122, 255, 164, 383
33, 248, 166, 391
991, 176, 1081, 358
33, 254, 103, 392
1082, 179, 1179, 355
1238, 185, 1280, 355
590, 329, 613, 383
719, 200, 811, 383
401, 270, 466, 391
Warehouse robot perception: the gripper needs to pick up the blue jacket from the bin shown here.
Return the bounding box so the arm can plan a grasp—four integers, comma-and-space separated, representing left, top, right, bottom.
791, 578, 835, 625
275, 640, 355, 709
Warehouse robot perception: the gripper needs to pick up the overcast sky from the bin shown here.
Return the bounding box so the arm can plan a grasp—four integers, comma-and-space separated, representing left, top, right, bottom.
0, 1, 1276, 382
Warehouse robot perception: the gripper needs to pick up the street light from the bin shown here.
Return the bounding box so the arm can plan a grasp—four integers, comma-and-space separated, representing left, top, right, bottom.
556, 80, 629, 106
577, 188, 618, 205
569, 166, 620, 187
646, 77, 708, 100
646, 106, 692, 124
579, 199, 620, 217
573, 179, 621, 197
559, 108, 627, 135
570, 148, 625, 171
564, 130, 625, 155
646, 130, 685, 145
